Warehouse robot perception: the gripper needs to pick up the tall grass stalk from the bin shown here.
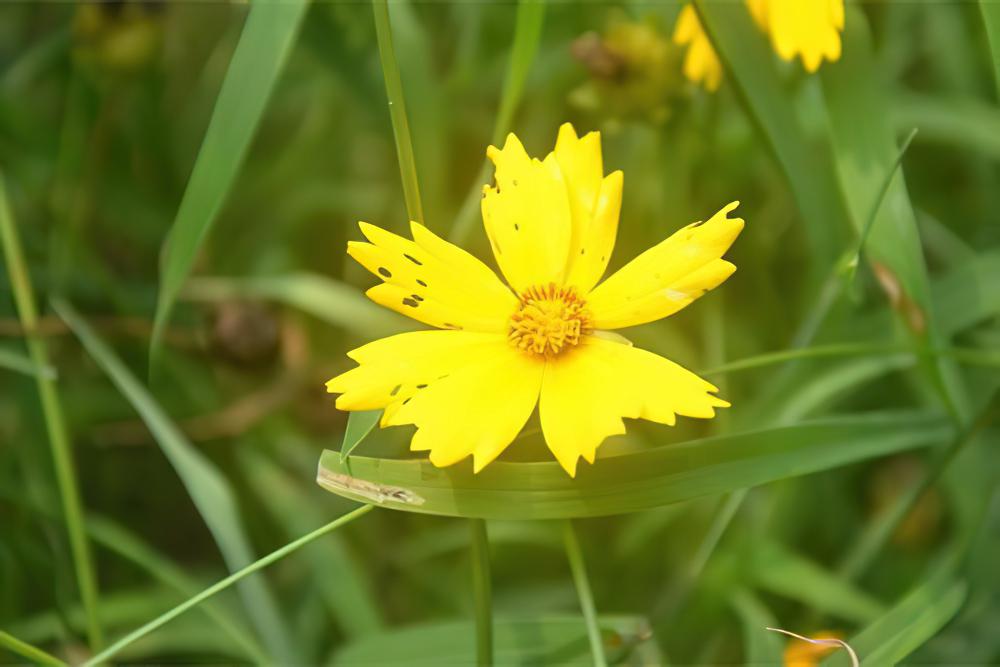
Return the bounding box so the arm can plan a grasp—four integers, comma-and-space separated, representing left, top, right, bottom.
470, 519, 493, 667
373, 0, 424, 224
562, 520, 607, 667
0, 175, 103, 650
81, 505, 374, 667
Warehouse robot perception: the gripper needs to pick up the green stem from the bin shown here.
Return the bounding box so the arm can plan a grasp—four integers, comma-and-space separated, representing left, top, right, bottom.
0, 174, 103, 650
82, 505, 373, 667
470, 519, 493, 667
0, 630, 67, 667
449, 0, 546, 243
838, 391, 1000, 580
372, 0, 424, 224
562, 521, 607, 667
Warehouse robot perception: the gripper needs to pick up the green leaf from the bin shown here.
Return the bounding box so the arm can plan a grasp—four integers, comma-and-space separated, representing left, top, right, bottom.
730, 590, 784, 666
331, 615, 658, 666
692, 0, 848, 279
750, 542, 884, 624
151, 0, 309, 364
53, 298, 296, 662
183, 273, 407, 338
341, 410, 382, 462
821, 8, 970, 422
317, 410, 950, 519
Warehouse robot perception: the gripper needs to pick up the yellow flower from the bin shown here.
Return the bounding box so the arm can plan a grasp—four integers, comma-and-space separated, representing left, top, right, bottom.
673, 5, 723, 92
783, 630, 844, 667
674, 0, 845, 90
327, 124, 743, 476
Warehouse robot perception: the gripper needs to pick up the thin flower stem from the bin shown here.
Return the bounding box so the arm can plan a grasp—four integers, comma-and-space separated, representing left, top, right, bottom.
449, 0, 546, 243
372, 0, 424, 224
470, 519, 493, 667
562, 520, 607, 667
0, 630, 67, 667
838, 390, 1000, 580
81, 505, 374, 667
0, 175, 103, 651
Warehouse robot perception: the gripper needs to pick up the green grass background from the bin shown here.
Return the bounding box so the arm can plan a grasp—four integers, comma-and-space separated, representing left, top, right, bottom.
2, 1, 1000, 664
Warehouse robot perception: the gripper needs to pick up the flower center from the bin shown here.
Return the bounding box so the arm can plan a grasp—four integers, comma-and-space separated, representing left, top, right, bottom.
508, 283, 592, 357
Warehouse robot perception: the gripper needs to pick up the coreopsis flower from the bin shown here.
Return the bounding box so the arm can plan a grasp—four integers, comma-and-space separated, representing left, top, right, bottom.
327, 124, 743, 476
673, 0, 845, 90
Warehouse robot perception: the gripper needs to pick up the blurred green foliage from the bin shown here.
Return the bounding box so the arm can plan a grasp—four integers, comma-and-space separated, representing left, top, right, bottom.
2, 1, 1000, 665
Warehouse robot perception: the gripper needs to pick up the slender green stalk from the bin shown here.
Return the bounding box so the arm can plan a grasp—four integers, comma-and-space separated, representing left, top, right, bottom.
0, 175, 103, 650
449, 0, 546, 243
0, 346, 56, 379
0, 630, 67, 667
562, 521, 607, 667
372, 0, 424, 224
82, 505, 374, 667
838, 391, 1000, 580
470, 519, 493, 667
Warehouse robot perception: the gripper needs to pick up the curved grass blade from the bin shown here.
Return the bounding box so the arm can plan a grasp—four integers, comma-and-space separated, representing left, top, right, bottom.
470, 519, 493, 667
183, 273, 407, 338
81, 505, 373, 667
562, 521, 607, 667
450, 0, 546, 243
341, 410, 382, 463
980, 0, 1000, 97
894, 93, 1000, 161
331, 615, 657, 666
53, 298, 296, 662
317, 410, 951, 520
151, 0, 309, 366
373, 0, 423, 224
0, 175, 103, 650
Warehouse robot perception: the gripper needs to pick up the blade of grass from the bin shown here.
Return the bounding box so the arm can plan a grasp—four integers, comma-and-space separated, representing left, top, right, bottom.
821, 8, 970, 423
893, 93, 1000, 161
470, 519, 493, 667
0, 630, 66, 667
373, 0, 423, 224
317, 410, 951, 519
980, 1, 1000, 97
838, 391, 1000, 580
562, 521, 607, 667
730, 590, 784, 665
341, 410, 381, 463
53, 297, 296, 662
239, 450, 383, 639
450, 0, 546, 243
0, 344, 56, 379
150, 0, 308, 365
81, 505, 373, 667
0, 175, 103, 650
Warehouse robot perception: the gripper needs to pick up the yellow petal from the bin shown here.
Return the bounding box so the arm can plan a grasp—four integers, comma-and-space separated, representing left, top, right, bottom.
673, 5, 723, 92
386, 342, 544, 472
482, 133, 574, 292
326, 330, 505, 411
763, 0, 844, 72
347, 221, 517, 332
586, 201, 743, 329
553, 123, 624, 293
539, 336, 728, 476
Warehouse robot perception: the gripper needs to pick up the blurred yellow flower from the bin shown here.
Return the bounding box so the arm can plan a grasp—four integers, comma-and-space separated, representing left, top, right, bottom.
327, 124, 743, 476
673, 0, 845, 90
783, 630, 843, 667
